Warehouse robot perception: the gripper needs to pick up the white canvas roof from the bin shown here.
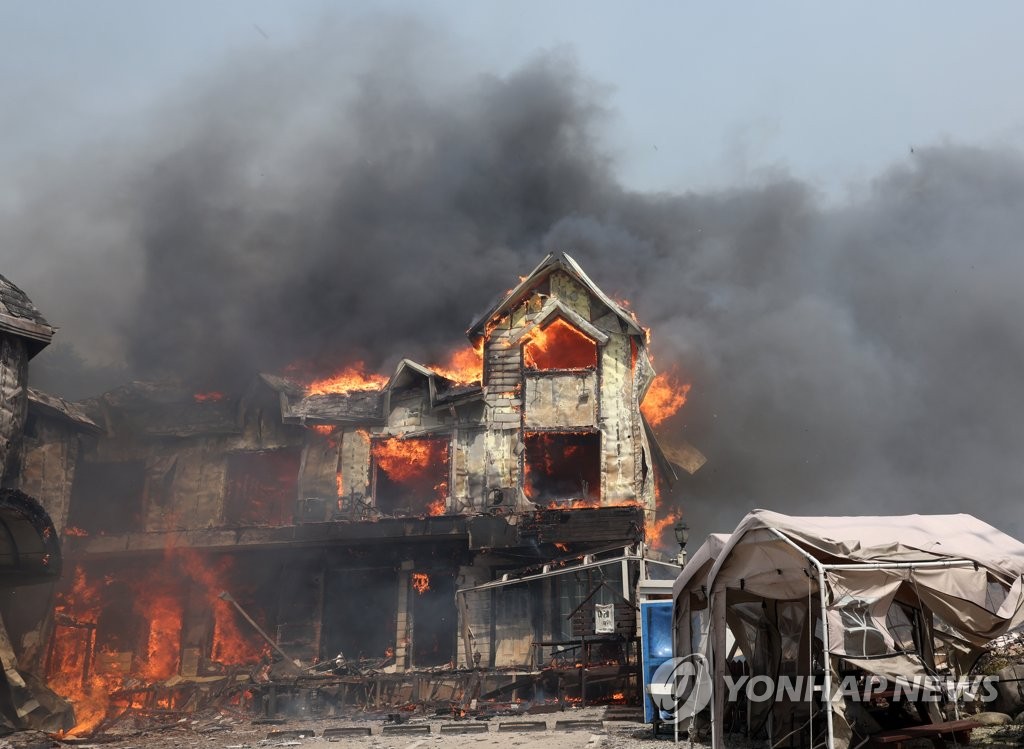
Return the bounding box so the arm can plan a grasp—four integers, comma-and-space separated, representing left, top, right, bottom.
722, 509, 1024, 582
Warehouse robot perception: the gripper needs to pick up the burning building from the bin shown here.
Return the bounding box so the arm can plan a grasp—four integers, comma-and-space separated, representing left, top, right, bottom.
12, 253, 693, 733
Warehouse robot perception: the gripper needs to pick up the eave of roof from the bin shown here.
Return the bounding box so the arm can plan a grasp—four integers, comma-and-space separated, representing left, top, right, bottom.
466, 252, 644, 341
0, 274, 55, 358
27, 388, 101, 432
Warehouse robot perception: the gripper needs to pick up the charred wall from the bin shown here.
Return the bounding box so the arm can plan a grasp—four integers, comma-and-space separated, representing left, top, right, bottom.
479, 268, 656, 517
0, 333, 29, 483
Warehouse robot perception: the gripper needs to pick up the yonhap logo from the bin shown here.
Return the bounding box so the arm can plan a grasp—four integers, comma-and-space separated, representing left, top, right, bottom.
650, 654, 713, 723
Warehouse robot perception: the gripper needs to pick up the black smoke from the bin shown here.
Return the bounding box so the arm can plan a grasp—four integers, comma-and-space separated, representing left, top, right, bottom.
5, 17, 1024, 538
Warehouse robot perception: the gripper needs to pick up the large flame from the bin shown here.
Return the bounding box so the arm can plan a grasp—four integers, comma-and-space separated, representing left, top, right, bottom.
646, 509, 682, 551
372, 437, 449, 516
49, 550, 270, 736
430, 343, 483, 384
134, 585, 184, 681
174, 549, 267, 666
523, 318, 598, 370
306, 362, 388, 395
641, 372, 691, 426
48, 566, 110, 736
302, 345, 483, 397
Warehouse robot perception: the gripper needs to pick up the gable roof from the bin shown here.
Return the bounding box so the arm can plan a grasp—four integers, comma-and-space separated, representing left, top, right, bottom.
507, 297, 609, 347
0, 273, 55, 357
467, 252, 644, 341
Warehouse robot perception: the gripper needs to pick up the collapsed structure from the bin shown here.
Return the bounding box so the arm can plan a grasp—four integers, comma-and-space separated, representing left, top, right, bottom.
3, 253, 696, 734
672, 510, 1024, 749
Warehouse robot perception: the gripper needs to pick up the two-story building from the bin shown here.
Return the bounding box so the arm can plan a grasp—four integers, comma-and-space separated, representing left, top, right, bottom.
28, 254, 686, 727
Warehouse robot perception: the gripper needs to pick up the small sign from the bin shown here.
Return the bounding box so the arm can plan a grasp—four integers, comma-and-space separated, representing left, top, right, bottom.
595, 603, 615, 634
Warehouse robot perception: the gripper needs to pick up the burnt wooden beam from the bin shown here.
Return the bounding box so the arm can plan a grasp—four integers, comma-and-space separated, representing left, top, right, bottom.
63, 515, 472, 558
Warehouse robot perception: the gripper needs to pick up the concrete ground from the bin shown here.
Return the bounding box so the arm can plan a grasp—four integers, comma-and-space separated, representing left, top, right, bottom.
3, 707, 1023, 749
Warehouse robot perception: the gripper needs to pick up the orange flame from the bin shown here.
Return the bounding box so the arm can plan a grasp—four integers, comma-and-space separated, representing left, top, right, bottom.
523, 318, 598, 370
48, 567, 110, 736
174, 549, 267, 667
430, 342, 483, 384
193, 391, 226, 403
373, 438, 442, 483
307, 362, 388, 396
49, 549, 272, 736
646, 509, 682, 551
134, 588, 183, 681
641, 372, 691, 426
371, 437, 449, 516
411, 573, 431, 595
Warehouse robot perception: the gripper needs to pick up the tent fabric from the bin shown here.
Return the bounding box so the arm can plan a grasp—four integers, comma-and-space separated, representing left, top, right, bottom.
672, 534, 730, 679
672, 533, 730, 600
724, 510, 1024, 582
674, 510, 1024, 749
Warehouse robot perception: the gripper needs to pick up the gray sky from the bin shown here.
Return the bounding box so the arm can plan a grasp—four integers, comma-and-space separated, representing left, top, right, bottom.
4, 1, 1024, 198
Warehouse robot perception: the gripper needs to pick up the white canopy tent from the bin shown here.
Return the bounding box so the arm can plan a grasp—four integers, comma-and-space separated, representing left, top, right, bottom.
673, 510, 1024, 749
673, 532, 731, 674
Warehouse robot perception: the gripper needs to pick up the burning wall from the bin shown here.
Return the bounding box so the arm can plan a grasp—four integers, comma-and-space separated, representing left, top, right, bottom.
472, 254, 660, 516
270, 255, 680, 524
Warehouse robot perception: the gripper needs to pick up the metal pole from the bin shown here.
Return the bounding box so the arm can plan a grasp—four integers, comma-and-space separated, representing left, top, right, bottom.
218, 591, 300, 667
814, 560, 836, 749
819, 559, 974, 571
769, 529, 835, 749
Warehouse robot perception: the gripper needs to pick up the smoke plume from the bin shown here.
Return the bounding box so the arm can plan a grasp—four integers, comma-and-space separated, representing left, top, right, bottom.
5, 17, 1024, 538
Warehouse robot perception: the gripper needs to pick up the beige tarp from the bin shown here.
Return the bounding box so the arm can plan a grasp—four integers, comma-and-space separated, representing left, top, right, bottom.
673, 510, 1024, 749
672, 534, 730, 688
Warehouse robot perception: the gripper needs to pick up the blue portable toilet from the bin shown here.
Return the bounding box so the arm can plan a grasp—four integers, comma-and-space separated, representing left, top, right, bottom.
639, 599, 674, 728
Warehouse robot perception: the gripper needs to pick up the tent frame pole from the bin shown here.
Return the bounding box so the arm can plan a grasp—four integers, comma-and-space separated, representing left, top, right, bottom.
819, 559, 974, 571
770, 529, 836, 749
767, 543, 974, 749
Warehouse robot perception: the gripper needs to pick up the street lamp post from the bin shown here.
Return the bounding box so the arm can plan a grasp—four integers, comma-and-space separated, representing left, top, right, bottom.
673, 521, 689, 567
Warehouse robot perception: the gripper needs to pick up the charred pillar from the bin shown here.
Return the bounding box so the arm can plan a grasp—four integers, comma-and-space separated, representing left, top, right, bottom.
395, 563, 412, 672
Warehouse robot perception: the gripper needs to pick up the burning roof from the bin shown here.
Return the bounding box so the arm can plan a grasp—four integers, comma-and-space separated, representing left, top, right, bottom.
467, 252, 644, 340
271, 359, 484, 427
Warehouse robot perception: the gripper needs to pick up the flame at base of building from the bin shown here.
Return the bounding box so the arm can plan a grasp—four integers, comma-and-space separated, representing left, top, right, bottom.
47, 553, 272, 735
